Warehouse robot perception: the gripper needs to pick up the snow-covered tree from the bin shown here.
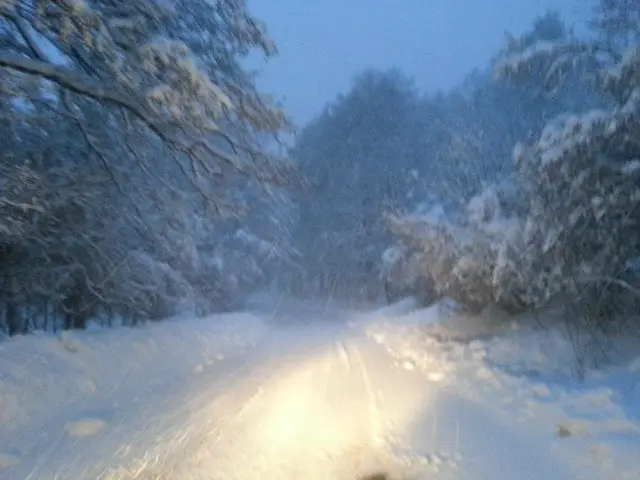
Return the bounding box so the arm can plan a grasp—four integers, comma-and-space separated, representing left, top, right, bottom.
387, 3, 640, 327
380, 12, 590, 307
291, 69, 421, 298
495, 1, 640, 315
0, 0, 293, 333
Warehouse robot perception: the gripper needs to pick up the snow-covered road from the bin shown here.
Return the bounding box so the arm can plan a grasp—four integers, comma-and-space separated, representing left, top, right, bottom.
1, 302, 638, 479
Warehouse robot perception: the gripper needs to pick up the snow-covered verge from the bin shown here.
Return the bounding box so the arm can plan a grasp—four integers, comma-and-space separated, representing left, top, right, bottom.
356, 299, 640, 480
0, 313, 267, 475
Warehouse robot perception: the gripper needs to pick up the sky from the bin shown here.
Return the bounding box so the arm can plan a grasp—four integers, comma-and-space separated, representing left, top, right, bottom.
247, 0, 590, 128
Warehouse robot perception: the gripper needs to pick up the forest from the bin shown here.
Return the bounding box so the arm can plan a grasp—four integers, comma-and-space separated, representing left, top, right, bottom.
1, 0, 638, 345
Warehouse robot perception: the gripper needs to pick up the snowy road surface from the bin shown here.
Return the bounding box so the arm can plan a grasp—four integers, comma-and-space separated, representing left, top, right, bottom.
0, 301, 638, 479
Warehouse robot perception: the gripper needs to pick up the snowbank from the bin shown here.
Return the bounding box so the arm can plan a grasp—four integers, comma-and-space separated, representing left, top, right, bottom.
0, 313, 267, 475
360, 300, 640, 480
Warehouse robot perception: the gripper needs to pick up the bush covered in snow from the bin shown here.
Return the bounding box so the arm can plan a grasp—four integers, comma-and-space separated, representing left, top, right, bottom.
379, 243, 437, 305
387, 183, 532, 313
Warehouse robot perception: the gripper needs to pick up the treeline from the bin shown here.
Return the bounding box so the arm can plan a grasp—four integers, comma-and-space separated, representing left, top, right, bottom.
290, 2, 640, 347
289, 12, 591, 299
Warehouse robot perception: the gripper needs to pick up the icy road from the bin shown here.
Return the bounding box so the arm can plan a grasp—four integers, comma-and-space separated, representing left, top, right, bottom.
0, 300, 638, 479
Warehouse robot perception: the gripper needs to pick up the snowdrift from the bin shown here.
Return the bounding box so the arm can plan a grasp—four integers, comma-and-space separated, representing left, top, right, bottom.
359, 299, 640, 480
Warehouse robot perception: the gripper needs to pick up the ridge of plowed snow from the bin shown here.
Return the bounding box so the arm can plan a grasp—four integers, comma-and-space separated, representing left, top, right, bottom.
360, 300, 640, 480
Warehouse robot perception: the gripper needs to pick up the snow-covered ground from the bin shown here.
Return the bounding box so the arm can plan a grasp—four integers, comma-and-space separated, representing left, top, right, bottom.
0, 299, 638, 479
356, 298, 640, 480
0, 312, 269, 478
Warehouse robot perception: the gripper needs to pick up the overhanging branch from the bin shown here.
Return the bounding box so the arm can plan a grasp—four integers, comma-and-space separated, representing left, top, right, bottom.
0, 53, 162, 132
0, 53, 285, 185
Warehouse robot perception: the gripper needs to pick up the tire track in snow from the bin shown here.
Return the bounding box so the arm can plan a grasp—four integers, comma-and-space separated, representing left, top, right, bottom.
349, 342, 384, 448
335, 340, 352, 373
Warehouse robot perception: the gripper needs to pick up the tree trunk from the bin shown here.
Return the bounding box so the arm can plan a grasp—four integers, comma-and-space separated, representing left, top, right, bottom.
6, 299, 25, 336
62, 292, 88, 330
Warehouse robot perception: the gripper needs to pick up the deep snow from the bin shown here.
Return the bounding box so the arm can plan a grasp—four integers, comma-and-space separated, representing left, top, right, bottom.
0, 298, 638, 479
355, 298, 640, 480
